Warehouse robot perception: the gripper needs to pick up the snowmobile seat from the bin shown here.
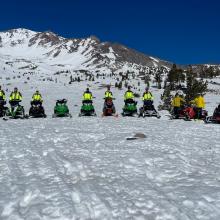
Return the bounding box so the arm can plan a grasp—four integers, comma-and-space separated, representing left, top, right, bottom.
9, 100, 21, 107
56, 99, 67, 105
82, 100, 93, 104
125, 99, 137, 105
31, 100, 42, 106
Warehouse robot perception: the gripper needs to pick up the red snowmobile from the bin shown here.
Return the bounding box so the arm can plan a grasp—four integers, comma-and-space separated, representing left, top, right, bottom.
171, 105, 207, 120
102, 98, 118, 117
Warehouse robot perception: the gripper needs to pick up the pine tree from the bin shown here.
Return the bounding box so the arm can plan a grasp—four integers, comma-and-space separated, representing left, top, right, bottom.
167, 64, 177, 90
185, 66, 208, 103
118, 81, 123, 89
154, 69, 162, 89
158, 85, 172, 111
144, 75, 150, 88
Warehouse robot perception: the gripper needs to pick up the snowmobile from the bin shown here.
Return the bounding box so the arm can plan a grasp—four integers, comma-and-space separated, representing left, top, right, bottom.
102, 98, 117, 117
0, 99, 9, 117
170, 105, 207, 121
170, 105, 195, 120
79, 100, 96, 117
205, 106, 220, 124
122, 99, 138, 117
139, 101, 160, 118
52, 99, 72, 118
29, 101, 46, 118
7, 100, 27, 119
205, 115, 220, 124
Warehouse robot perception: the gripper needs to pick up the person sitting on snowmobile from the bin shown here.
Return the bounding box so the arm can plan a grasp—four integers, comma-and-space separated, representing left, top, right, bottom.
83, 88, 93, 104
191, 94, 205, 119
104, 85, 113, 99
0, 85, 7, 117
0, 85, 6, 104
29, 90, 45, 117
124, 86, 135, 105
9, 87, 22, 105
31, 90, 43, 105
142, 87, 155, 110
171, 92, 185, 116
103, 85, 116, 115
104, 85, 114, 104
9, 87, 23, 112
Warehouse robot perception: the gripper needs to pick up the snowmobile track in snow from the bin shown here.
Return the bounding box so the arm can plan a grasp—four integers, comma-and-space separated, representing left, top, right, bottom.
0, 117, 220, 219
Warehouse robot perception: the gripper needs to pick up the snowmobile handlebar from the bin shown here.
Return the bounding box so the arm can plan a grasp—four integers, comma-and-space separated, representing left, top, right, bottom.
10, 100, 21, 103
103, 98, 115, 100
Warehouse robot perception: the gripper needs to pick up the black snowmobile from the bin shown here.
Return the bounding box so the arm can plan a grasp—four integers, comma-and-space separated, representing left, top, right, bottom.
0, 99, 9, 117
139, 100, 160, 118
29, 101, 46, 118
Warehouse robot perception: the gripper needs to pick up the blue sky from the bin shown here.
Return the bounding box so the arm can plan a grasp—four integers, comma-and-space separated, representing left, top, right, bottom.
0, 0, 219, 64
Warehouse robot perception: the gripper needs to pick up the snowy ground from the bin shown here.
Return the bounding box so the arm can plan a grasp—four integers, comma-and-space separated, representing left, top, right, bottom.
0, 82, 220, 220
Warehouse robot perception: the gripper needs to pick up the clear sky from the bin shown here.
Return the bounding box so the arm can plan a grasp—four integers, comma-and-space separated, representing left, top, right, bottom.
0, 0, 219, 64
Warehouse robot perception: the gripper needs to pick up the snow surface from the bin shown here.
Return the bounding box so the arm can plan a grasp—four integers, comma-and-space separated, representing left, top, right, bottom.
0, 81, 220, 220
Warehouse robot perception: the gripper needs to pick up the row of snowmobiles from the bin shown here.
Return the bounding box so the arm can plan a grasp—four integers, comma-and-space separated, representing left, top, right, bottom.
1, 98, 219, 124
0, 100, 46, 119
122, 99, 160, 118
0, 97, 161, 119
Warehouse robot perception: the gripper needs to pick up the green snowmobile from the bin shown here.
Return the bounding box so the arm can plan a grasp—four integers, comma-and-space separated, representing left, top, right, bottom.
122, 99, 138, 117
7, 100, 27, 119
52, 99, 72, 118
79, 100, 96, 117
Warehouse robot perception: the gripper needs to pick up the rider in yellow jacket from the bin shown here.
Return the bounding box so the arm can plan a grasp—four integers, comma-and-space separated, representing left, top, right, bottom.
142, 88, 155, 110
192, 95, 205, 108
0, 85, 6, 101
172, 94, 185, 108
142, 88, 154, 101
83, 88, 93, 103
191, 94, 205, 119
104, 85, 113, 99
9, 88, 22, 102
124, 86, 134, 104
32, 90, 43, 102
172, 93, 185, 117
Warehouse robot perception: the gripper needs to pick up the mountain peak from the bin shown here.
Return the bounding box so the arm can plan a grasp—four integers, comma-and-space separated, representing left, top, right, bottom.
0, 27, 172, 76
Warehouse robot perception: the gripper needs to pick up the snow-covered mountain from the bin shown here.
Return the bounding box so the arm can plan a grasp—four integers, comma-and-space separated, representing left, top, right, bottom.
0, 28, 172, 79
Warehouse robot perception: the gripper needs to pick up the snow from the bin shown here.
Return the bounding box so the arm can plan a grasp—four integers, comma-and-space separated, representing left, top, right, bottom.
0, 81, 220, 220
150, 56, 159, 63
